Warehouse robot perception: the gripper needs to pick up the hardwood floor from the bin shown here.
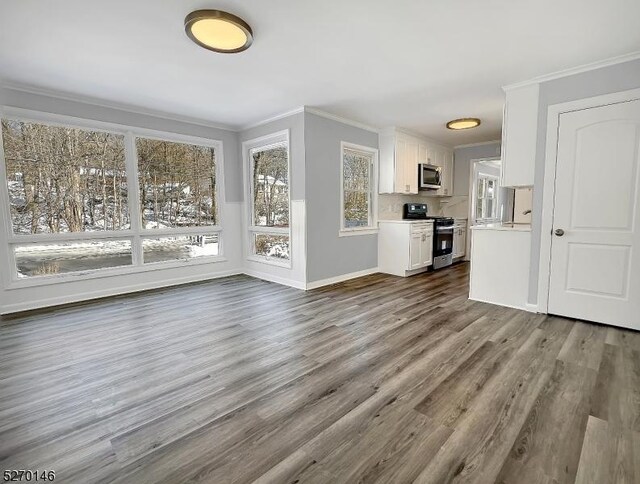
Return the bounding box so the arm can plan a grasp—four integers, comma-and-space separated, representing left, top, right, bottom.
1, 263, 639, 483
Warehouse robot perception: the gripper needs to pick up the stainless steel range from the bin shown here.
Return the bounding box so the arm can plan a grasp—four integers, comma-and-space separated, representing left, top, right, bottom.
402, 203, 454, 270
427, 216, 455, 269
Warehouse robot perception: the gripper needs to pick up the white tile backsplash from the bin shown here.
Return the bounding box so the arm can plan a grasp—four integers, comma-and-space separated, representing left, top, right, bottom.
378, 194, 469, 221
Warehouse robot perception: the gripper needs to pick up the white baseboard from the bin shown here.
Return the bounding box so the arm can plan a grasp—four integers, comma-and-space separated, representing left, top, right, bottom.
244, 269, 307, 290
468, 296, 531, 313
0, 269, 244, 315
525, 303, 540, 314
305, 267, 379, 290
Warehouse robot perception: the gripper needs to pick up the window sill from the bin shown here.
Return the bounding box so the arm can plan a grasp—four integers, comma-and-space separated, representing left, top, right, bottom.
338, 228, 379, 237
6, 256, 229, 290
246, 255, 292, 269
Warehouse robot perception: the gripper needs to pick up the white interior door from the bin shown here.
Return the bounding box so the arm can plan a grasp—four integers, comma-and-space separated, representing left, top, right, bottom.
548, 99, 640, 330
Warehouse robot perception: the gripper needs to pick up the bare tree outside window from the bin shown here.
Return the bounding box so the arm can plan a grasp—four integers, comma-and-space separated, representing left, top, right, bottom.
248, 138, 290, 261
2, 120, 128, 235
1, 118, 223, 279
251, 143, 289, 227
136, 138, 218, 229
343, 148, 372, 228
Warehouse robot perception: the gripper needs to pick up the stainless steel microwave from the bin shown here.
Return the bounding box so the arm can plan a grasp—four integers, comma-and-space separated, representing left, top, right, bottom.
419, 163, 442, 190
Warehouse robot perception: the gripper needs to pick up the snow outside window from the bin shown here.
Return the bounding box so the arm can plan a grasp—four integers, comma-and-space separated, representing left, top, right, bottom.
1, 117, 223, 280
247, 133, 290, 264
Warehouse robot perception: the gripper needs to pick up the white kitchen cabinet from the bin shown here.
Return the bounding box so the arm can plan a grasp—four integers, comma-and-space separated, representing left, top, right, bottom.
379, 128, 453, 195
437, 150, 454, 196
501, 84, 539, 187
378, 221, 434, 276
452, 220, 467, 259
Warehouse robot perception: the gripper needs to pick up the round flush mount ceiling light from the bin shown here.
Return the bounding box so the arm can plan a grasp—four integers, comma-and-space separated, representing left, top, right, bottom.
184, 10, 253, 53
446, 118, 481, 130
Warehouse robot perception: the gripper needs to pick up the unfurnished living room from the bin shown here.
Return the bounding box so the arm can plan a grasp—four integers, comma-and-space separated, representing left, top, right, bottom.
1, 1, 639, 483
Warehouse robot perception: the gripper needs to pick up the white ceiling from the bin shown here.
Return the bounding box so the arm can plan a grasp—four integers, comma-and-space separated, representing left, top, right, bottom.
1, 0, 639, 145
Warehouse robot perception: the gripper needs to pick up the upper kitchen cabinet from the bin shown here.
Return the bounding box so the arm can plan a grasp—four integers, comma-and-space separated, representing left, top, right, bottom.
501, 83, 539, 187
379, 128, 454, 195
436, 149, 454, 196
380, 129, 419, 194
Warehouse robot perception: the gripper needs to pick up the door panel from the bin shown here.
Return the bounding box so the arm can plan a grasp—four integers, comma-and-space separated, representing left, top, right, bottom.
549, 99, 640, 330
410, 232, 422, 269
570, 122, 639, 230
565, 243, 630, 297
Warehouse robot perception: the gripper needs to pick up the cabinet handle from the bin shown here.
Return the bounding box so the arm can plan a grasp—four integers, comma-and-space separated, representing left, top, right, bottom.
405, 184, 410, 192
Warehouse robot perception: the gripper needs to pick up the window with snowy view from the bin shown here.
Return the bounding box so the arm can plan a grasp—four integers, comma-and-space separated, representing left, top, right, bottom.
247, 134, 290, 262
1, 117, 222, 279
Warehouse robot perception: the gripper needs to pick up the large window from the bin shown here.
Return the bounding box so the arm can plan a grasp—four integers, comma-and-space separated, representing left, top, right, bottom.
245, 131, 290, 264
1, 113, 223, 281
340, 142, 378, 235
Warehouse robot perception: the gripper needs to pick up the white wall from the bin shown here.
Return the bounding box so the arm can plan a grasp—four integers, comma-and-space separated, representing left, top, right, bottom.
0, 87, 245, 313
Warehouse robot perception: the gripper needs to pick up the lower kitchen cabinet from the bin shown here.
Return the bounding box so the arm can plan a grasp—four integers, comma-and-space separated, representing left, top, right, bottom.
452, 219, 467, 259
379, 221, 434, 277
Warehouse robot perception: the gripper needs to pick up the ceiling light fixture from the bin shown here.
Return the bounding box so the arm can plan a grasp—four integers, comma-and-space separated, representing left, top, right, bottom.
184, 10, 253, 53
446, 118, 481, 130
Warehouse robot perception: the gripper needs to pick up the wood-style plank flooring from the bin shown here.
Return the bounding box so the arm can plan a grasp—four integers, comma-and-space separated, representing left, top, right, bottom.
1, 263, 639, 483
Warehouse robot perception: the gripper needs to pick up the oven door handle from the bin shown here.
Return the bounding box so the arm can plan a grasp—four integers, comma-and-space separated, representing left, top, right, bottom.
435, 225, 454, 232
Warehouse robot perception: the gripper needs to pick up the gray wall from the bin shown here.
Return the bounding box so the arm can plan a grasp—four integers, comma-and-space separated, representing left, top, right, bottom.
240, 112, 306, 200
453, 142, 501, 196
528, 58, 640, 304
304, 112, 379, 282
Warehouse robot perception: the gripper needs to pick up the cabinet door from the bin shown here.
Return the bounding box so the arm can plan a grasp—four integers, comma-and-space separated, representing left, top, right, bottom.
395, 138, 408, 193
452, 228, 459, 257
443, 150, 454, 195
406, 140, 419, 194
502, 84, 539, 187
422, 232, 433, 266
418, 143, 428, 164
409, 232, 423, 269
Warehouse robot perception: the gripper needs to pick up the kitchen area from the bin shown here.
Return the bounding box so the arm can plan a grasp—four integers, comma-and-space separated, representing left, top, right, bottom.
375, 121, 534, 311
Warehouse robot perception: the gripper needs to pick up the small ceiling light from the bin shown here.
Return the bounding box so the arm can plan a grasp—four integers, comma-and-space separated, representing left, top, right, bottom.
446, 118, 481, 130
184, 10, 253, 53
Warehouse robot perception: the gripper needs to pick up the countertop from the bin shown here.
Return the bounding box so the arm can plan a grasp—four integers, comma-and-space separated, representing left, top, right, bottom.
471, 223, 531, 232
378, 219, 434, 224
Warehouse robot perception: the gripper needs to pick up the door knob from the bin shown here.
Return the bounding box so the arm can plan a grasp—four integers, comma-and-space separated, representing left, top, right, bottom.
554, 228, 565, 236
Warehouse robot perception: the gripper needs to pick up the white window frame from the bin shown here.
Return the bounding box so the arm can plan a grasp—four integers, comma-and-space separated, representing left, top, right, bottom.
0, 106, 226, 288
242, 130, 292, 268
339, 141, 378, 237
474, 172, 500, 223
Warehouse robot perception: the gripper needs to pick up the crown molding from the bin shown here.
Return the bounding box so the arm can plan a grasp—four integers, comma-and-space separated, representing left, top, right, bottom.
379, 126, 454, 149
240, 106, 380, 134
303, 107, 379, 133
503, 50, 640, 91
239, 106, 305, 132
0, 81, 238, 132
454, 139, 502, 149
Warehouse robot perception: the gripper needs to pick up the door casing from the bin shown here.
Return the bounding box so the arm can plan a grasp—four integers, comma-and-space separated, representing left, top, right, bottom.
537, 87, 640, 313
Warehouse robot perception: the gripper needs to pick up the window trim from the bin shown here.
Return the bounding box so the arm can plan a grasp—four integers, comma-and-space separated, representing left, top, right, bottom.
339, 141, 379, 237
242, 130, 292, 267
474, 172, 500, 223
0, 106, 226, 287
